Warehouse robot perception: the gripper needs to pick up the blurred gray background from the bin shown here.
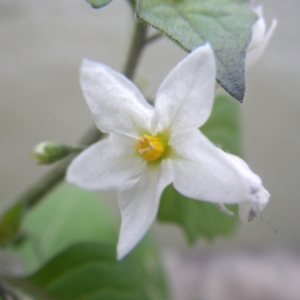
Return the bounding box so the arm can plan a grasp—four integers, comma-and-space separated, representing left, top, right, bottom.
0, 0, 300, 298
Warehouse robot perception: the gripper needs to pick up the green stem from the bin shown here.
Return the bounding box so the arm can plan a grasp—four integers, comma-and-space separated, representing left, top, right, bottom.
146, 32, 162, 45
0, 279, 21, 300
4, 20, 148, 216
19, 126, 102, 210
125, 0, 136, 10
123, 21, 147, 79
1, 276, 56, 300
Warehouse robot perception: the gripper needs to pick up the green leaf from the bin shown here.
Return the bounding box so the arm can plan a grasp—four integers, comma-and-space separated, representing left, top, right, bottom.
9, 240, 169, 300
201, 93, 243, 157
158, 186, 238, 242
13, 183, 117, 272
0, 203, 25, 247
85, 0, 112, 9
158, 94, 242, 242
137, 0, 257, 101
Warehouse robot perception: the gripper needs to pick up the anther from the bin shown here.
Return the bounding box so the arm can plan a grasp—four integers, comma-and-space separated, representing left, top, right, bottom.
135, 134, 164, 162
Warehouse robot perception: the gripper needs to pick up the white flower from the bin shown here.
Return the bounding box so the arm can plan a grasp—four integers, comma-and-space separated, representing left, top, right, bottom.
67, 44, 269, 260
246, 5, 277, 68
224, 153, 270, 223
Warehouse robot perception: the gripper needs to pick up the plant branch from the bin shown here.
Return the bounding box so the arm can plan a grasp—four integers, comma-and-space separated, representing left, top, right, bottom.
1, 276, 56, 300
146, 32, 162, 45
123, 21, 147, 79
0, 280, 21, 300
15, 126, 102, 211
2, 19, 149, 229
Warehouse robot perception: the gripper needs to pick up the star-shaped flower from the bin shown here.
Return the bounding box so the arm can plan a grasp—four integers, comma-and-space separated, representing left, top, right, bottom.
67, 44, 269, 260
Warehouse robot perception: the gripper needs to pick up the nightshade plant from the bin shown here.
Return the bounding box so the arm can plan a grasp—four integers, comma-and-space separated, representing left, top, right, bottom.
0, 1, 276, 299
67, 45, 269, 260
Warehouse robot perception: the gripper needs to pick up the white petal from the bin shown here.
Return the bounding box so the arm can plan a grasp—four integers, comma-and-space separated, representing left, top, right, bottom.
251, 6, 267, 45
215, 203, 235, 216
239, 188, 270, 223
154, 44, 216, 133
117, 160, 173, 260
67, 133, 145, 191
170, 129, 248, 204
223, 153, 262, 194
80, 59, 154, 137
223, 152, 270, 222
246, 6, 277, 68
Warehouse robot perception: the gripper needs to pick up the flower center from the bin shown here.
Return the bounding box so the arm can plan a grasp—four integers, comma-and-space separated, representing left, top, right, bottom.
135, 134, 164, 162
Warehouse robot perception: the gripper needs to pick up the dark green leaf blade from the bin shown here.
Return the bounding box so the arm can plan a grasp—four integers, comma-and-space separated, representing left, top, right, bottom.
14, 183, 117, 272
201, 93, 243, 157
7, 187, 169, 299
85, 0, 112, 9
158, 94, 242, 242
158, 185, 238, 242
137, 0, 257, 101
0, 203, 25, 247
17, 240, 169, 300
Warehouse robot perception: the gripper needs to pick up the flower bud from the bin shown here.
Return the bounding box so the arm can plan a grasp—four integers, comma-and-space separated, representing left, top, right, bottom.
32, 142, 77, 164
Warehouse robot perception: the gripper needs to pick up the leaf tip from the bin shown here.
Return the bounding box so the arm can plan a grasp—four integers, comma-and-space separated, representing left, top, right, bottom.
217, 78, 245, 103
85, 0, 112, 9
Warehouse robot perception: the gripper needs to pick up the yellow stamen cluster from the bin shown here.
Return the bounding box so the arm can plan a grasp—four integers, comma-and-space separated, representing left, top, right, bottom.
135, 134, 164, 162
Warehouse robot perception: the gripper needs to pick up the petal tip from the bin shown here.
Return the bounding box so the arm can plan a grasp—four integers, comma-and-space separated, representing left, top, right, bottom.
192, 42, 214, 58
239, 187, 270, 223
116, 244, 130, 261
253, 5, 263, 17
81, 57, 95, 69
